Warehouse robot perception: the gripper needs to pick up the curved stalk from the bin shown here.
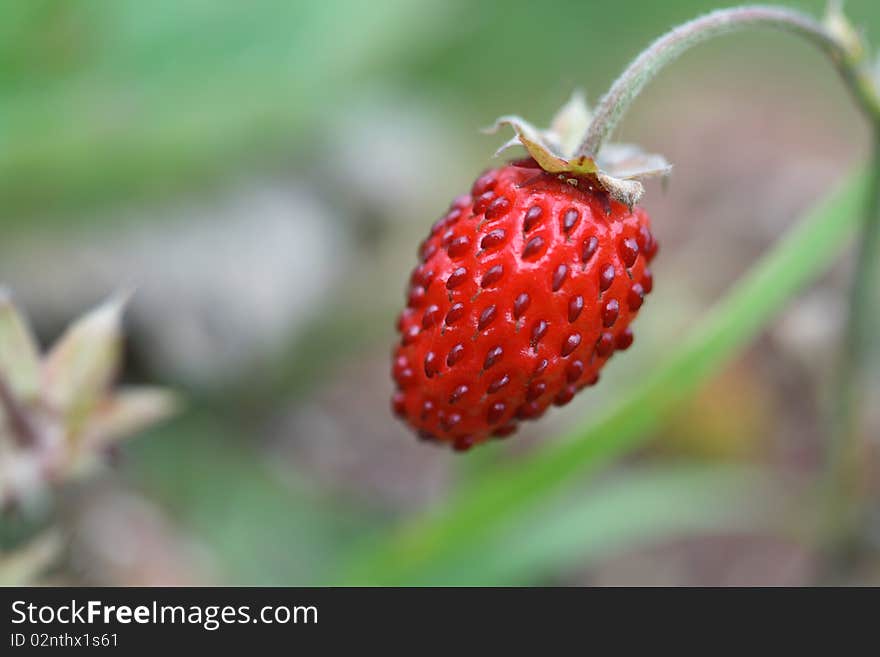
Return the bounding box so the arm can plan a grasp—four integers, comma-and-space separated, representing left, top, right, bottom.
577, 4, 880, 579
579, 5, 880, 156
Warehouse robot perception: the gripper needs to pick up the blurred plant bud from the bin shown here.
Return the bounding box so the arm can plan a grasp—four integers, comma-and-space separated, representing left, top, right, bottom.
0, 289, 41, 401
0, 293, 177, 509
43, 294, 126, 433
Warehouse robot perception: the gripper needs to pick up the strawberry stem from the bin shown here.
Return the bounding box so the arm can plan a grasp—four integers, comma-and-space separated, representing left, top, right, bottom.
579, 4, 880, 581
820, 135, 880, 577
579, 5, 880, 156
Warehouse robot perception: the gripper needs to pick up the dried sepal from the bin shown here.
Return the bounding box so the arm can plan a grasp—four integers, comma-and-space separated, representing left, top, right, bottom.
597, 143, 673, 180
596, 173, 645, 210
486, 92, 670, 207
598, 145, 672, 207
486, 114, 598, 175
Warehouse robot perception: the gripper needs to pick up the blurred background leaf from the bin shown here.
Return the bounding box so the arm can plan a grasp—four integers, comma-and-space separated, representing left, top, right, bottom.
358, 465, 780, 586
0, 531, 61, 586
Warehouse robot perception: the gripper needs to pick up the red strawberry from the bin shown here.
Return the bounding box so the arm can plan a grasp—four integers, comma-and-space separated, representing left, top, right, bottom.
391, 157, 657, 451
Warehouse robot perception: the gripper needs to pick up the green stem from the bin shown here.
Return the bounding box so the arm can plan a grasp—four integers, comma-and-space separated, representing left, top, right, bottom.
579, 5, 880, 156
821, 135, 880, 571
575, 3, 880, 578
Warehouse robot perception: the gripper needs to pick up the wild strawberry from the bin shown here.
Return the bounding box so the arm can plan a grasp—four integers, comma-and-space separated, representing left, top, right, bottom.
391, 94, 668, 451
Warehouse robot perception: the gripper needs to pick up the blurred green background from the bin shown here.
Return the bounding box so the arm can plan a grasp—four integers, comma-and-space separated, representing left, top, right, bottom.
2, 0, 879, 585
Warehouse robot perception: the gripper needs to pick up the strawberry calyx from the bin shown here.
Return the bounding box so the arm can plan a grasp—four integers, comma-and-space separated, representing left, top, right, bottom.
485, 92, 671, 208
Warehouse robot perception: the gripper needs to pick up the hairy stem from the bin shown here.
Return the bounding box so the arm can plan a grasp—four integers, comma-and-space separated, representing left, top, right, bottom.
576, 4, 880, 578
579, 5, 880, 156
